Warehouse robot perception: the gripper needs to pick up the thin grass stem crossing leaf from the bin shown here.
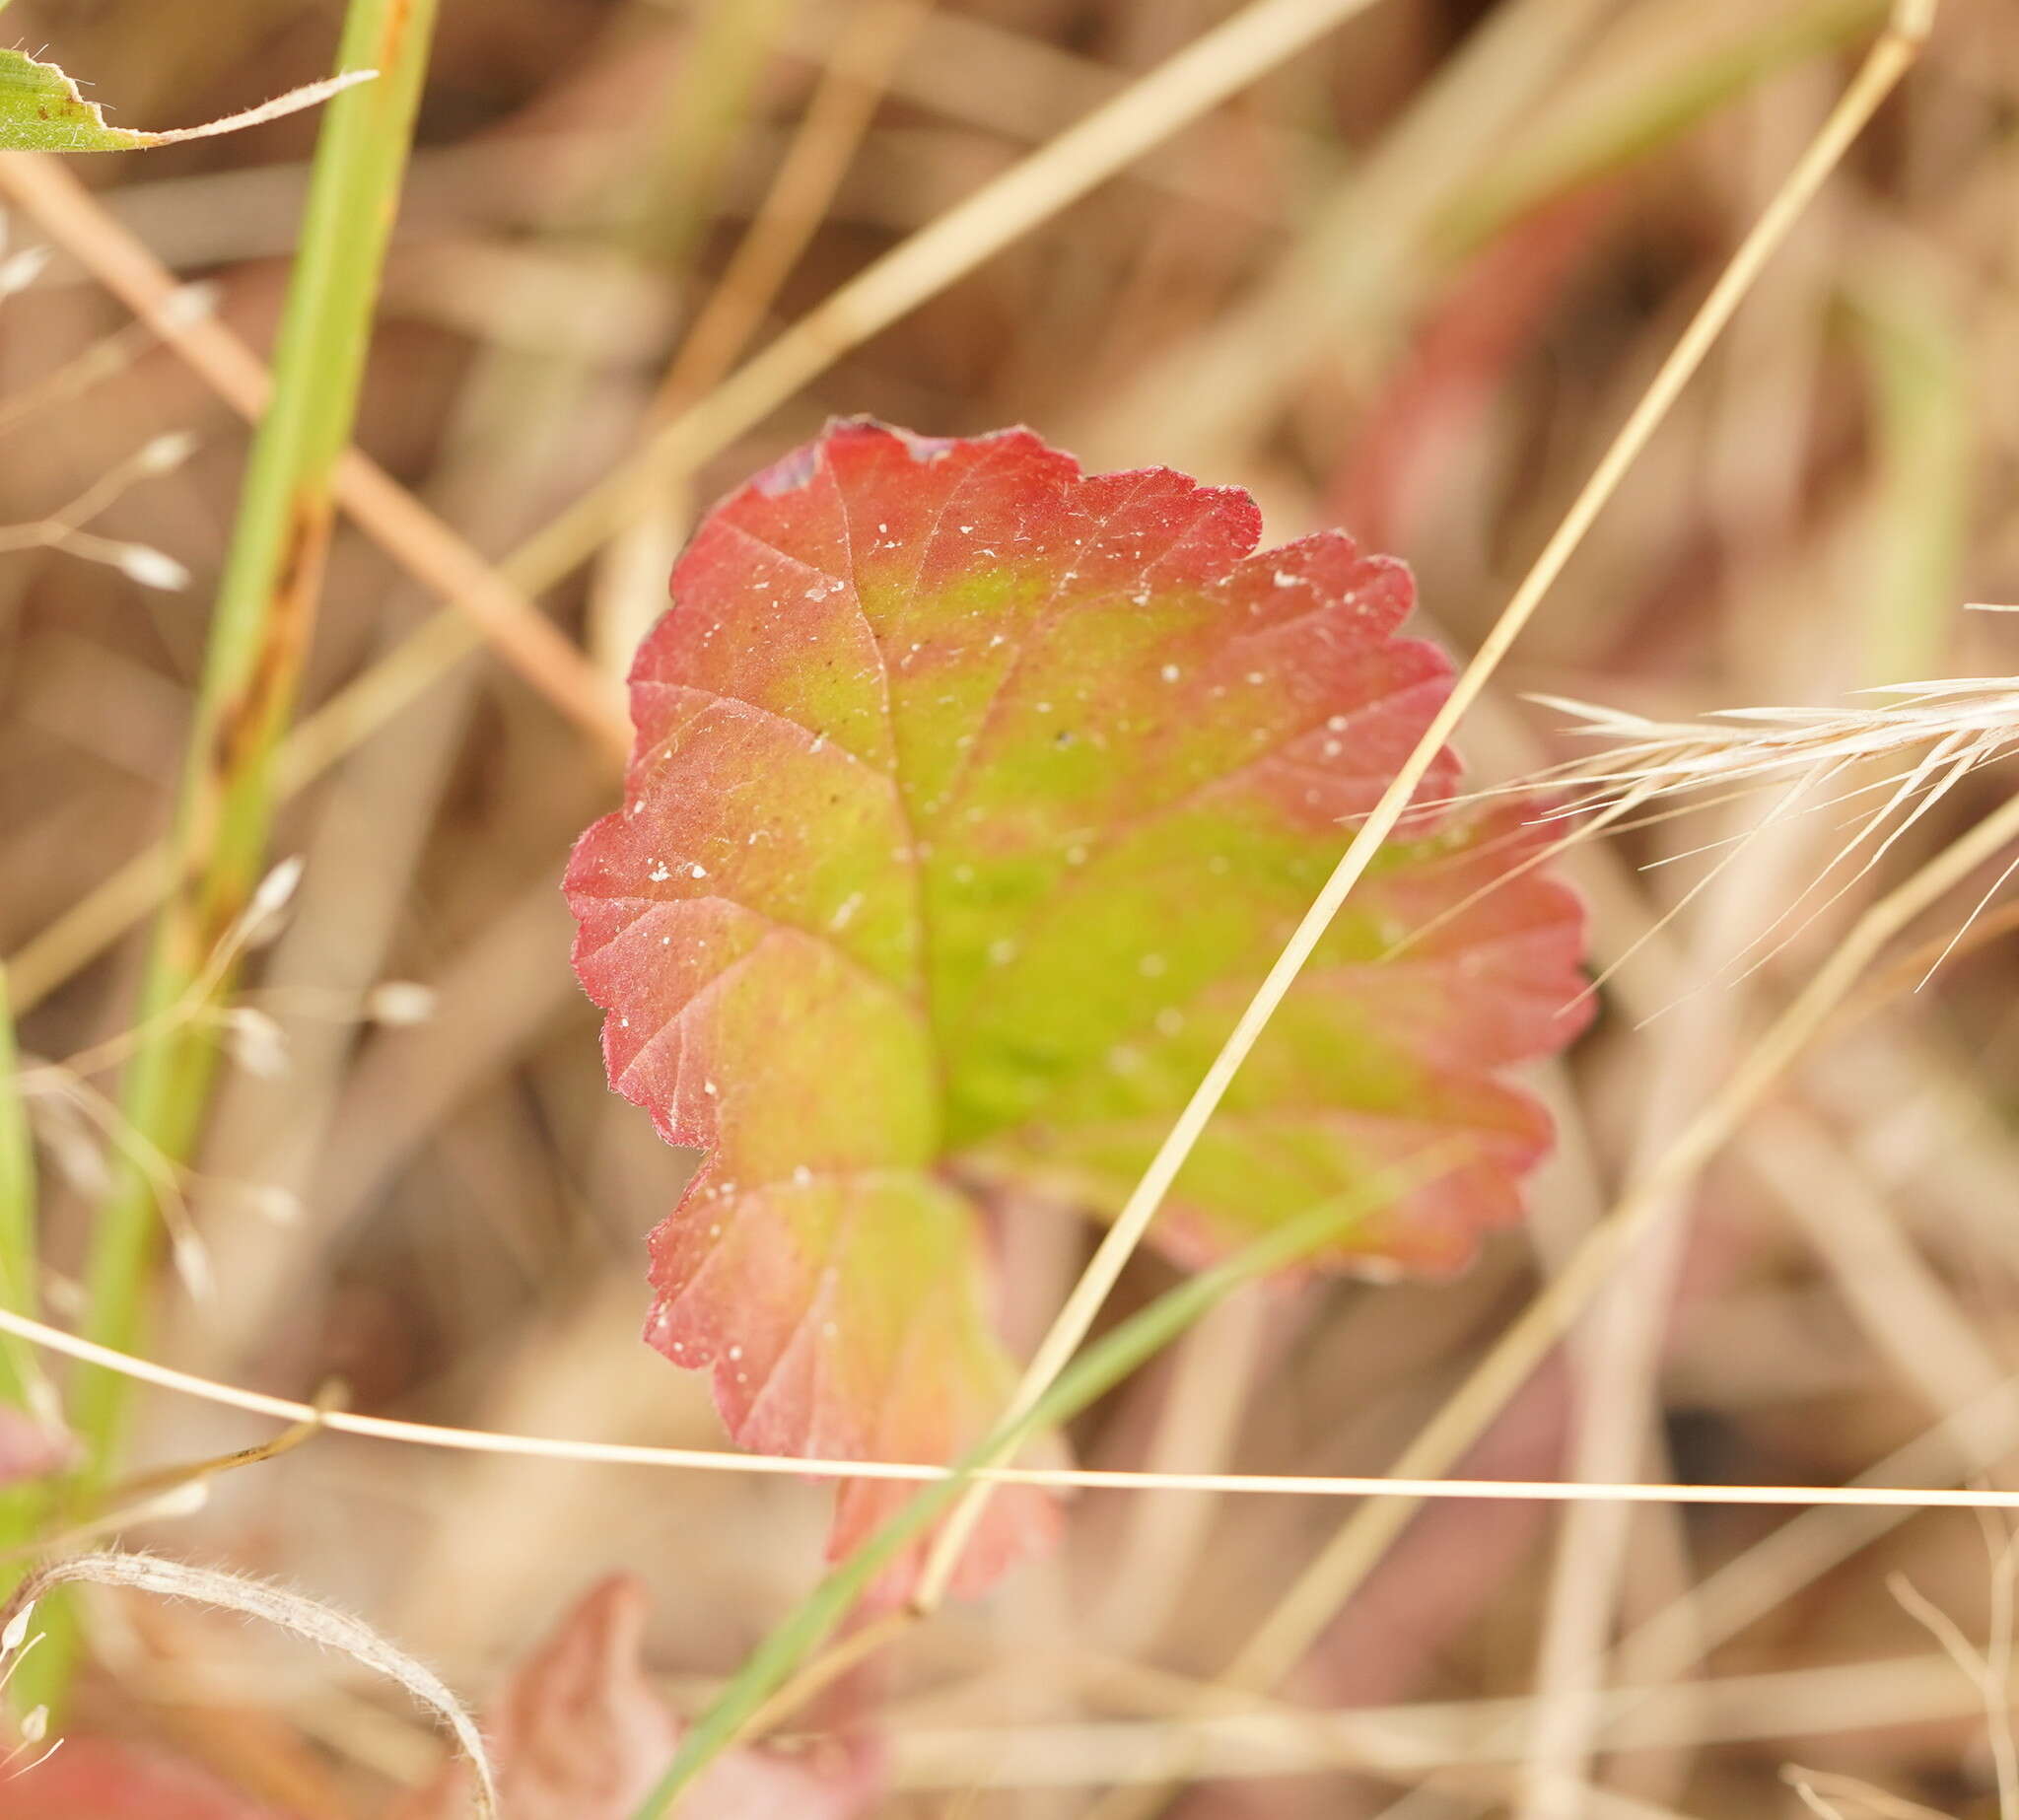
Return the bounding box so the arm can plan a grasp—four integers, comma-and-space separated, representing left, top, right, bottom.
566, 421, 1588, 1591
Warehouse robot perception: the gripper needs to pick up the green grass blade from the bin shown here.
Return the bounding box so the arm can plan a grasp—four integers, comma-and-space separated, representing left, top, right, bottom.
1439, 0, 1885, 254
1848, 278, 1971, 685
633, 0, 802, 267
0, 962, 38, 1408
0, 963, 68, 1714
72, 0, 439, 1491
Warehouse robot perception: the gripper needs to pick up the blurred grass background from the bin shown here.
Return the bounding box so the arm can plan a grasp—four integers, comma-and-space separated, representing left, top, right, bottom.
2, 0, 2018, 1814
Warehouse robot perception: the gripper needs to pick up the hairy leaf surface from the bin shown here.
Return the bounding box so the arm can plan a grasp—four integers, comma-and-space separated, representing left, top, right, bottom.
567, 421, 1587, 1586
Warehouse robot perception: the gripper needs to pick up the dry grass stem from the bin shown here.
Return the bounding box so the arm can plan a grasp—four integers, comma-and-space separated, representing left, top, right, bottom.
0, 1552, 496, 1816
0, 1298, 2016, 1514
0, 155, 629, 753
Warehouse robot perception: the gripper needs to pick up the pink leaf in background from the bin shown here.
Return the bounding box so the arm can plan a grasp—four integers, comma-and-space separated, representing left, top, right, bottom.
0, 1407, 73, 1487
0, 1739, 286, 1819
567, 420, 1587, 1589
390, 1575, 875, 1820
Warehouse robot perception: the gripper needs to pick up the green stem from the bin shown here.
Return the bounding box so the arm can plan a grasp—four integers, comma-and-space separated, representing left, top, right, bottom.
0, 965, 71, 1715
1847, 278, 1970, 686
633, 0, 802, 269
72, 0, 437, 1489
0, 964, 37, 1410
632, 1167, 1440, 1818
1436, 0, 1886, 255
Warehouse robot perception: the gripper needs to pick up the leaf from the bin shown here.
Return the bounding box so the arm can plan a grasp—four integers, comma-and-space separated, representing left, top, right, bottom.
0, 1405, 71, 1485
565, 420, 1589, 1589
0, 50, 373, 153
0, 1738, 286, 1819
390, 1575, 877, 1820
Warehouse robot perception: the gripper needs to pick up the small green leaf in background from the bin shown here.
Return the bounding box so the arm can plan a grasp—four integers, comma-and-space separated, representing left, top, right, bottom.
0, 48, 372, 153
566, 420, 1591, 1598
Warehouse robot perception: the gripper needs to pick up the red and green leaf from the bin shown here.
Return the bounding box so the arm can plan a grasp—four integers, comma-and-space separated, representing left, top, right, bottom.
566, 421, 1587, 1588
